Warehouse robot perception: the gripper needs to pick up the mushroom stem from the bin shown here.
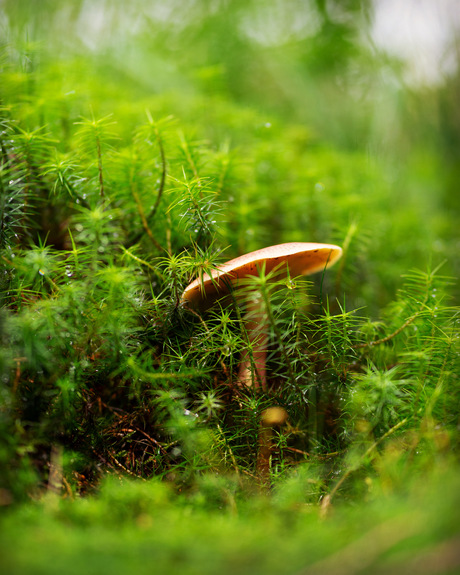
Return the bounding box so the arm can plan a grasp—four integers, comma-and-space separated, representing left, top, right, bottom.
257, 407, 288, 481
237, 293, 268, 390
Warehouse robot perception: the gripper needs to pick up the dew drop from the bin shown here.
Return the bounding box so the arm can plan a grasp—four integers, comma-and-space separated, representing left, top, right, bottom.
315, 182, 325, 192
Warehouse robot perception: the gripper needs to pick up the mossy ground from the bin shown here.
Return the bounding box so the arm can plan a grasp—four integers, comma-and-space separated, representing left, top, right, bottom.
0, 2, 459, 573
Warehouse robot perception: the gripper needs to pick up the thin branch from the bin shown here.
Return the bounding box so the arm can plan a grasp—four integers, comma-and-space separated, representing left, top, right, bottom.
321, 417, 408, 513
179, 130, 202, 197
107, 450, 147, 481
144, 110, 167, 224
354, 290, 430, 350
353, 310, 423, 349
96, 135, 104, 198
130, 184, 163, 251
127, 112, 167, 248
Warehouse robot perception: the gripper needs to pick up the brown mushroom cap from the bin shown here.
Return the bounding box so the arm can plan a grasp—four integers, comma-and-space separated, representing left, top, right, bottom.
181, 242, 342, 309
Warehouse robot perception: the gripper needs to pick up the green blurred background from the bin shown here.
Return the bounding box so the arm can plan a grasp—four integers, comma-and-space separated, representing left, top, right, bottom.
2, 0, 459, 306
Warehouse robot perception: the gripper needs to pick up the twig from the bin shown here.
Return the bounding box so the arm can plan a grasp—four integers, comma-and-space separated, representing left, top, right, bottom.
144, 110, 167, 223
96, 135, 104, 198
353, 311, 424, 349
130, 185, 163, 251
216, 423, 242, 483
62, 476, 74, 499
321, 417, 408, 513
132, 426, 169, 456
108, 450, 147, 481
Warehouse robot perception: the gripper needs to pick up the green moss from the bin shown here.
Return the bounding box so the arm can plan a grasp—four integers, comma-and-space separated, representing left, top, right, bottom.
0, 1, 459, 572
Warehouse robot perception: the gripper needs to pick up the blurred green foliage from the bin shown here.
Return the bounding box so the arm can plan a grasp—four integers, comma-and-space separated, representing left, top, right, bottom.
0, 0, 459, 572
1, 464, 459, 575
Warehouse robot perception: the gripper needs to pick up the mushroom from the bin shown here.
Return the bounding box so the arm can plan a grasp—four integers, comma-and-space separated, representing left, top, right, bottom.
257, 406, 289, 481
181, 242, 342, 390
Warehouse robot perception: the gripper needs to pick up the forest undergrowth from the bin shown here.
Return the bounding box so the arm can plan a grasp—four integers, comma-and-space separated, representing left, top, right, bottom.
0, 3, 459, 573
